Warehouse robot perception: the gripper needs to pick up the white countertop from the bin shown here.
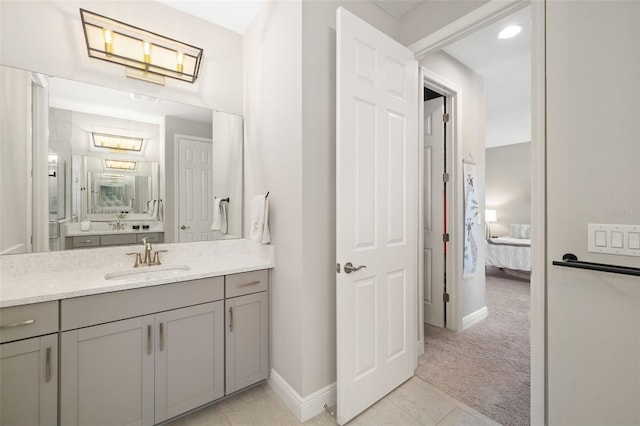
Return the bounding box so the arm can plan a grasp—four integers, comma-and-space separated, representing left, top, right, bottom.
0, 239, 274, 308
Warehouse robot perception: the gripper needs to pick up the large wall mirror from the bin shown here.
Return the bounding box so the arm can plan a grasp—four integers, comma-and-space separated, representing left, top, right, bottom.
0, 64, 243, 255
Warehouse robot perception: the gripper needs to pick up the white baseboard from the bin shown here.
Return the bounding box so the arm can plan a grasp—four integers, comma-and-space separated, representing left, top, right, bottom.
462, 306, 488, 330
267, 369, 336, 423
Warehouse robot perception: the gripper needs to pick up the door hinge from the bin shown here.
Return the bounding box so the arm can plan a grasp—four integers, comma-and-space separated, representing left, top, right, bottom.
443, 233, 450, 242
336, 263, 341, 273
443, 293, 450, 303
443, 113, 450, 123
442, 173, 449, 183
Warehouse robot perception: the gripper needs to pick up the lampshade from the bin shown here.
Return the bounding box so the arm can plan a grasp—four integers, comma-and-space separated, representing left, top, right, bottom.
485, 209, 497, 223
80, 9, 203, 85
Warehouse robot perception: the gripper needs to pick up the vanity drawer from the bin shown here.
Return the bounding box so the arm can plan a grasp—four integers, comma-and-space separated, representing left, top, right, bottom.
61, 276, 224, 331
225, 270, 269, 298
72, 235, 100, 248
0, 301, 59, 343
101, 234, 137, 246
137, 232, 164, 243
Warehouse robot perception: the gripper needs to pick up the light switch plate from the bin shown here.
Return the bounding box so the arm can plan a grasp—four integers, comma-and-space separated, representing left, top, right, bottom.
588, 224, 640, 257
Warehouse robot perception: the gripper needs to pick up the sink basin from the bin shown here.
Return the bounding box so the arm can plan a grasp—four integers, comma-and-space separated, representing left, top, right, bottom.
104, 265, 191, 281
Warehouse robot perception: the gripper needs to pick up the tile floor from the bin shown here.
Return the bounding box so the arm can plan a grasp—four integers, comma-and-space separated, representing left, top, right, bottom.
168, 376, 501, 426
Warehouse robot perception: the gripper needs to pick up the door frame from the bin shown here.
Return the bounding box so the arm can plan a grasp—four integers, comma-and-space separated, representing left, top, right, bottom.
173, 134, 213, 241
418, 69, 464, 356
411, 0, 546, 425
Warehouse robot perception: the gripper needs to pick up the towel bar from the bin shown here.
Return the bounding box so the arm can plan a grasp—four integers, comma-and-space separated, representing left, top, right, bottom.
552, 253, 640, 277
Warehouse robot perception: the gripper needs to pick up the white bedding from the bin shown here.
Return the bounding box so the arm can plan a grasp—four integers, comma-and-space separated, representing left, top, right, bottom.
485, 237, 531, 271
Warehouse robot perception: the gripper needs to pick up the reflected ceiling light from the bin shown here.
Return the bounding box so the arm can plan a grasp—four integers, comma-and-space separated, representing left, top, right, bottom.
498, 25, 522, 39
92, 132, 143, 152
102, 173, 125, 178
105, 159, 137, 171
80, 9, 203, 85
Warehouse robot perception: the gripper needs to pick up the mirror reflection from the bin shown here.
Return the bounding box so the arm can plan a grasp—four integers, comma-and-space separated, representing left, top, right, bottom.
0, 65, 243, 255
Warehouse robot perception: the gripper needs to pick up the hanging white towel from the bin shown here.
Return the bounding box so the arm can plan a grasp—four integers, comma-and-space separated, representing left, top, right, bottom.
211, 198, 228, 233
249, 194, 270, 244
148, 200, 158, 219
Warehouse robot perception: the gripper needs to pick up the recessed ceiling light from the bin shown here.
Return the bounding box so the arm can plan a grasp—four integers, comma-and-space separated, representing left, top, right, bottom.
498, 25, 522, 40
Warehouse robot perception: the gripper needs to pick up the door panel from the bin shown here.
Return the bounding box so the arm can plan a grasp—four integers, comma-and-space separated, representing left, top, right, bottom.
154, 302, 224, 422
61, 316, 154, 426
423, 97, 445, 327
336, 7, 418, 425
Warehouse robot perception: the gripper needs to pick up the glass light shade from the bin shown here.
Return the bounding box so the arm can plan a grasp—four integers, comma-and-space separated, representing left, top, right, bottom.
485, 209, 498, 223
105, 159, 136, 171
80, 9, 203, 84
92, 132, 143, 152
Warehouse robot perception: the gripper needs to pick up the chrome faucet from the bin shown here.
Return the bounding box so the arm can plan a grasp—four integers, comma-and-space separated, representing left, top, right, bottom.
126, 237, 167, 267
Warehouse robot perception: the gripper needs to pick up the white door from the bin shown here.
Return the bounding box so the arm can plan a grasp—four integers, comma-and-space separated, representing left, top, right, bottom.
177, 137, 213, 242
336, 8, 418, 425
423, 97, 446, 327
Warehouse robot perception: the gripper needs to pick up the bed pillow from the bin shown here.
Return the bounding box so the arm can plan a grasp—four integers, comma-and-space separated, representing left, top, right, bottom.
509, 224, 531, 239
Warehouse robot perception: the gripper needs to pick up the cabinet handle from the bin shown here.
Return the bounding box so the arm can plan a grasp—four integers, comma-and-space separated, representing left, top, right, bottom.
45, 347, 51, 383
0, 319, 35, 329
147, 325, 152, 355
159, 322, 165, 351
229, 307, 233, 332
238, 280, 260, 288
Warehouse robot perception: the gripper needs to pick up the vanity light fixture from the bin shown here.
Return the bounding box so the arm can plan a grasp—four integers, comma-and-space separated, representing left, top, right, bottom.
105, 159, 137, 171
92, 132, 143, 152
102, 173, 125, 178
498, 24, 522, 40
80, 9, 203, 85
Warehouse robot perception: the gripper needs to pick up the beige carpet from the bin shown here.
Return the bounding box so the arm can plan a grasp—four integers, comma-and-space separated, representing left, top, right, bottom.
416, 268, 530, 426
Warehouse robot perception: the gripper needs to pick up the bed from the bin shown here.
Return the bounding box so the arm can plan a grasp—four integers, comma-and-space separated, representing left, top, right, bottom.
485, 224, 531, 272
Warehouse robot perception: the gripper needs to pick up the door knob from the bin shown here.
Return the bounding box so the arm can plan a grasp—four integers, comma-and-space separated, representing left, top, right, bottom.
180, 225, 190, 230
344, 262, 366, 274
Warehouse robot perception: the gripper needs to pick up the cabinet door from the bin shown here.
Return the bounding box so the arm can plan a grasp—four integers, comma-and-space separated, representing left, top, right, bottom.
61, 316, 154, 426
225, 291, 269, 394
0, 334, 57, 426
154, 301, 224, 422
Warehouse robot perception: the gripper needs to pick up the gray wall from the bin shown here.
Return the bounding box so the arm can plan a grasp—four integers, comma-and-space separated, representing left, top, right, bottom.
546, 1, 640, 424
485, 141, 531, 237
420, 51, 487, 319
244, 0, 400, 400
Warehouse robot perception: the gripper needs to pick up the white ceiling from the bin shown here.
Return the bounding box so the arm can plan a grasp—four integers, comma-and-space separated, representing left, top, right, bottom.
157, 0, 268, 34
371, 0, 425, 18
152, 0, 529, 148
442, 6, 531, 148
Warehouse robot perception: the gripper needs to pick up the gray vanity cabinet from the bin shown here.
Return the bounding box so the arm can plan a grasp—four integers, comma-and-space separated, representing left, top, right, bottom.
61, 302, 225, 426
0, 334, 58, 426
154, 302, 224, 423
60, 316, 155, 426
60, 277, 226, 426
0, 301, 59, 426
224, 270, 269, 394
